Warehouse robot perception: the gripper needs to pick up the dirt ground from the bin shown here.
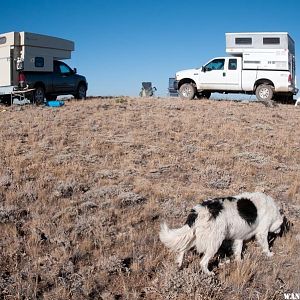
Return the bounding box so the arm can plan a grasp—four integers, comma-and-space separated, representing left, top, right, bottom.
0, 97, 299, 299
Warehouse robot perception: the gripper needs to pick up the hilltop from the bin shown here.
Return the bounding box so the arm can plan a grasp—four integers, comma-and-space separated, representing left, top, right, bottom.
0, 97, 299, 299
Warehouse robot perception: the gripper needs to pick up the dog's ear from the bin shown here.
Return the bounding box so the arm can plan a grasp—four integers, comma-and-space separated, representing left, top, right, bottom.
280, 216, 293, 237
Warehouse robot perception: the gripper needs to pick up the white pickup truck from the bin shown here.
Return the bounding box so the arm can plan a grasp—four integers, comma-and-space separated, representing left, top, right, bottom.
174, 32, 298, 102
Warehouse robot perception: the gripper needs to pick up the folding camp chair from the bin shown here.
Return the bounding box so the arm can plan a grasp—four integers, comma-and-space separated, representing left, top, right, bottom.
140, 82, 156, 97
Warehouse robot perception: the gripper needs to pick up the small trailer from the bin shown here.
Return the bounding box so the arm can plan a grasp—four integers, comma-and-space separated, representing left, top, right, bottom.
0, 31, 87, 103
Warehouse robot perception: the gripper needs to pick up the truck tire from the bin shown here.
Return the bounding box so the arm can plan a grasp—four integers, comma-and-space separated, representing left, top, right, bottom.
34, 86, 45, 105
255, 84, 274, 101
179, 83, 196, 100
75, 84, 87, 99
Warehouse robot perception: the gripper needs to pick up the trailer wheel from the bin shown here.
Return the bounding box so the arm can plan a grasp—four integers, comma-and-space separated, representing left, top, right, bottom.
179, 83, 196, 100
75, 84, 87, 100
255, 84, 274, 101
34, 86, 45, 105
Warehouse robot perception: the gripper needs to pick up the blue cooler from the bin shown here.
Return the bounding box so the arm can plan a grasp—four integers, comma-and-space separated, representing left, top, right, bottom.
45, 100, 65, 107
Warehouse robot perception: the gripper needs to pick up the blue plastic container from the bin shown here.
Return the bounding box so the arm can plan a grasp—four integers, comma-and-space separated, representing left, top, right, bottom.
45, 100, 65, 107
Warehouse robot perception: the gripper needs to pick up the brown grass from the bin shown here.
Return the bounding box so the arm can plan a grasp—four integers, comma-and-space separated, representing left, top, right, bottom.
0, 97, 299, 299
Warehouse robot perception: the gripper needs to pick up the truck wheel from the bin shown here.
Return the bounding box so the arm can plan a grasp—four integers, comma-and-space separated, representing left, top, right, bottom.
76, 84, 87, 99
34, 86, 45, 105
255, 84, 274, 101
179, 83, 196, 100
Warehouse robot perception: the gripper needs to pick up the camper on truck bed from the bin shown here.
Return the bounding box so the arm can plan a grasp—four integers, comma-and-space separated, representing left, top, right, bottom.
174, 32, 298, 102
0, 31, 88, 104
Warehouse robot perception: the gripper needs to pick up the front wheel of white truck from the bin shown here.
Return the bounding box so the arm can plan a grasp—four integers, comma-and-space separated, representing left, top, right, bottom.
179, 83, 196, 100
255, 84, 274, 102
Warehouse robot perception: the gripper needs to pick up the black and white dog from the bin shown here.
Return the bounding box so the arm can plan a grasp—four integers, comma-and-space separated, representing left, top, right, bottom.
159, 192, 283, 275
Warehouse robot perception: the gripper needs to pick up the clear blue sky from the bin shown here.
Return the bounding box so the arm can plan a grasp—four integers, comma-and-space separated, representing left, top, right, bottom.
1, 0, 299, 97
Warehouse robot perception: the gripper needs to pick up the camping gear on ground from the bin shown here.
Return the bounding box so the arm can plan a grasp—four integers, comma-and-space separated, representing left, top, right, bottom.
140, 82, 157, 97
45, 100, 65, 107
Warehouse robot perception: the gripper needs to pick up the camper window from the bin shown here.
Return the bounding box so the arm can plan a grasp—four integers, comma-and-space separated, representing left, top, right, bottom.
35, 57, 45, 68
263, 37, 280, 45
0, 37, 6, 44
235, 37, 252, 45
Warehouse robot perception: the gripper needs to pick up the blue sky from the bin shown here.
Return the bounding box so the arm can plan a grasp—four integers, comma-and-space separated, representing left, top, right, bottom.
1, 0, 299, 97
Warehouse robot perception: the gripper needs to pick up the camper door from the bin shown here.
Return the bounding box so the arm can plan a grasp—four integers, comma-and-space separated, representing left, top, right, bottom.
0, 46, 11, 86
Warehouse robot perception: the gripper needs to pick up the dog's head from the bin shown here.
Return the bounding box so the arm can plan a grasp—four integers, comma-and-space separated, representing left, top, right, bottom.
270, 212, 284, 234
268, 210, 292, 246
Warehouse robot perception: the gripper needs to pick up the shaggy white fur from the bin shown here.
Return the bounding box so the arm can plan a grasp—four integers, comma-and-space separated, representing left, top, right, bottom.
159, 192, 283, 275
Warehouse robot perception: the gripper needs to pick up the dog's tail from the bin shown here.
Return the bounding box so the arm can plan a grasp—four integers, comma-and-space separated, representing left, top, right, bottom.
159, 222, 195, 253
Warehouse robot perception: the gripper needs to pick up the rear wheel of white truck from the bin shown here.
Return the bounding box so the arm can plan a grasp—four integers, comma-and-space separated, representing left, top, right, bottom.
179, 83, 196, 100
255, 84, 274, 101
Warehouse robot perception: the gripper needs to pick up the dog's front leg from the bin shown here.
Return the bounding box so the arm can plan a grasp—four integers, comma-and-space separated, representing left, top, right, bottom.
233, 239, 243, 261
200, 251, 215, 276
256, 232, 274, 257
176, 251, 185, 268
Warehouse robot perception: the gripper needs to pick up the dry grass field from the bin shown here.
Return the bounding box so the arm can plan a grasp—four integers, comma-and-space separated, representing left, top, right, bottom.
0, 97, 299, 299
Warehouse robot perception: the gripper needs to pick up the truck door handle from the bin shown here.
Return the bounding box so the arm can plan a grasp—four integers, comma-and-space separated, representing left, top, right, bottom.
223, 72, 226, 77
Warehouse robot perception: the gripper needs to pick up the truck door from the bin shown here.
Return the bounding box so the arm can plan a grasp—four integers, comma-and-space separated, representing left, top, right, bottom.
224, 58, 240, 90
199, 58, 227, 90
53, 61, 76, 93
0, 46, 12, 86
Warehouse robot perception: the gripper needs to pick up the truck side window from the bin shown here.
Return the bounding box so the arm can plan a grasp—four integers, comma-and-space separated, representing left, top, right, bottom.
228, 59, 237, 70
205, 59, 225, 71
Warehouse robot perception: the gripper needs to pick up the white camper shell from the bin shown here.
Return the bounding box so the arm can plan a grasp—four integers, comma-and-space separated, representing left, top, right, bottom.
0, 31, 74, 90
226, 32, 296, 86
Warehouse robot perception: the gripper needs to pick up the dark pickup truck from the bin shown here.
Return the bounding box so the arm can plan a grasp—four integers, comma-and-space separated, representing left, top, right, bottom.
19, 60, 88, 104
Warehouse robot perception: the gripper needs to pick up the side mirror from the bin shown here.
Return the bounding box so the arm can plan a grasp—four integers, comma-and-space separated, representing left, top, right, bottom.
73, 68, 77, 74
201, 66, 206, 73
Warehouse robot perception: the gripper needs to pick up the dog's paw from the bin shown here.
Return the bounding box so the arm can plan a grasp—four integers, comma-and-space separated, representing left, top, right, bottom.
207, 271, 215, 276
219, 259, 231, 266
177, 265, 184, 271
203, 269, 215, 276
265, 251, 274, 257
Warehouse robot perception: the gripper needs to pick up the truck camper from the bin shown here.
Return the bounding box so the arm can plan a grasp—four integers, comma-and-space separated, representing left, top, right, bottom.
174, 32, 297, 102
0, 31, 87, 103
